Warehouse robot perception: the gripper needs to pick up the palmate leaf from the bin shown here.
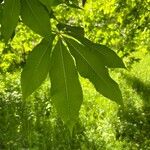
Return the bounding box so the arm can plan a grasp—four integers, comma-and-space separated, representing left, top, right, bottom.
21, 35, 55, 99
64, 36, 123, 104
49, 39, 83, 130
20, 0, 51, 38
1, 0, 20, 42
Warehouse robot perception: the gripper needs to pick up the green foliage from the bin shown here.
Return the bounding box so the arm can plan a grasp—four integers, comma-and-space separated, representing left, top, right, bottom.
0, 0, 150, 149
1, 0, 20, 42
0, 55, 150, 149
64, 36, 123, 104
56, 0, 149, 65
50, 39, 83, 131
0, 23, 40, 72
21, 36, 54, 99
39, 0, 62, 7
20, 0, 51, 37
0, 0, 124, 128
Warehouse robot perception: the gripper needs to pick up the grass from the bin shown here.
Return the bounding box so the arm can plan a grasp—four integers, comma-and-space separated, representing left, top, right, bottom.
0, 54, 150, 149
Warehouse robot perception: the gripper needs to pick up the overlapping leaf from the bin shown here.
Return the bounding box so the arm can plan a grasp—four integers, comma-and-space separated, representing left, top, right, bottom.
21, 0, 51, 37
1, 0, 20, 42
64, 36, 123, 104
21, 35, 55, 99
49, 39, 83, 130
57, 23, 124, 68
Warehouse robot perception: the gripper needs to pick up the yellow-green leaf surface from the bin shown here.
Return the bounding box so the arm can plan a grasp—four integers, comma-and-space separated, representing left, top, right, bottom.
73, 35, 125, 68
21, 0, 51, 37
21, 36, 54, 99
0, 4, 2, 24
65, 37, 123, 104
39, 0, 62, 7
49, 39, 83, 130
1, 0, 20, 42
65, 33, 125, 68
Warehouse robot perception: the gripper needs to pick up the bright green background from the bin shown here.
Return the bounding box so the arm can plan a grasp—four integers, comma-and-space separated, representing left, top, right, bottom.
0, 0, 150, 149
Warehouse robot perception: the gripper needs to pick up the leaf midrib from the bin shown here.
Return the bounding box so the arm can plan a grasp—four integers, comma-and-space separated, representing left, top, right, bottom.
59, 41, 71, 121
66, 39, 115, 93
25, 0, 46, 33
11, 0, 16, 17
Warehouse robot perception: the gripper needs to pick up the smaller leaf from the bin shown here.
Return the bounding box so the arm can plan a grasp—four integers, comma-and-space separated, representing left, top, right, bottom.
21, 35, 55, 99
21, 0, 51, 37
1, 0, 20, 42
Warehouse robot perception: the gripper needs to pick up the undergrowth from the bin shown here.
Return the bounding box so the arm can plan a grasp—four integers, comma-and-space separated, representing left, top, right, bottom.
0, 54, 150, 149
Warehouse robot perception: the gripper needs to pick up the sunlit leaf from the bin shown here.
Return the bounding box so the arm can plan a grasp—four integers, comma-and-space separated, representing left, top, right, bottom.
21, 0, 51, 37
68, 33, 125, 68
49, 39, 83, 130
39, 0, 62, 7
21, 35, 55, 99
0, 4, 2, 25
65, 37, 123, 104
1, 0, 20, 42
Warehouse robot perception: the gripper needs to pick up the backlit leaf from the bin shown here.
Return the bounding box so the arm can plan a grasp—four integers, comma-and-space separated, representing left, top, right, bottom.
49, 39, 83, 130
21, 35, 55, 99
1, 0, 20, 42
0, 4, 2, 25
65, 32, 125, 68
39, 0, 62, 7
57, 23, 84, 36
65, 37, 123, 104
21, 0, 51, 37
